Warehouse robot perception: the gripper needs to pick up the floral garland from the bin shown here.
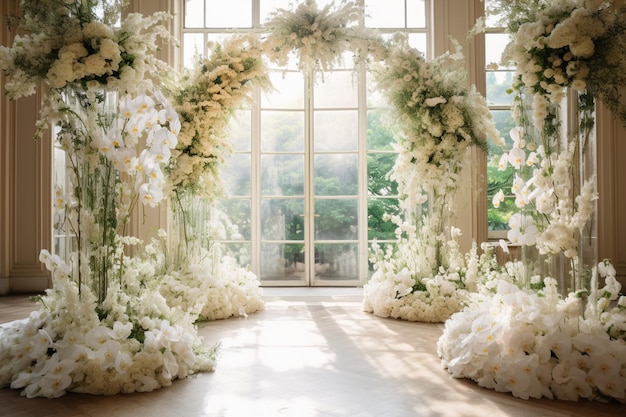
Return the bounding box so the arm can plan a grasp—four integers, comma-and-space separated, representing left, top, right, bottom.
162, 34, 267, 321
376, 35, 502, 206
262, 0, 385, 71
438, 260, 626, 402
264, 0, 354, 70
363, 35, 503, 323
166, 34, 270, 199
0, 0, 174, 100
493, 0, 626, 127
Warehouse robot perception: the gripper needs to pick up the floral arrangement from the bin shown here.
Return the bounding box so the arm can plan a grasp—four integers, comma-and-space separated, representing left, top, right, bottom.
0, 249, 217, 398
261, 0, 384, 71
0, 0, 226, 398
363, 35, 503, 322
490, 0, 626, 127
375, 34, 503, 208
363, 228, 474, 322
438, 260, 626, 402
438, 1, 626, 402
166, 34, 270, 199
0, 0, 174, 101
161, 34, 267, 322
144, 229, 264, 322
494, 125, 597, 270
51, 87, 179, 303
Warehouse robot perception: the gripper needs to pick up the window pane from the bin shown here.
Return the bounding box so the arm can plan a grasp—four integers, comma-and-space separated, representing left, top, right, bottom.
314, 154, 358, 196
220, 242, 252, 267
486, 71, 515, 106
261, 199, 305, 240
229, 110, 251, 152
314, 71, 358, 108
484, 0, 507, 28
261, 243, 305, 281
314, 110, 358, 152
368, 198, 400, 240
184, 0, 204, 28
215, 199, 251, 239
205, 0, 251, 28
485, 33, 511, 68
367, 109, 396, 150
260, 0, 291, 23
367, 153, 397, 196
261, 155, 305, 196
365, 0, 407, 28
314, 243, 358, 279
487, 110, 517, 232
183, 33, 204, 68
261, 72, 304, 109
261, 111, 304, 152
407, 0, 426, 28
223, 154, 251, 196
408, 33, 427, 54
314, 199, 358, 240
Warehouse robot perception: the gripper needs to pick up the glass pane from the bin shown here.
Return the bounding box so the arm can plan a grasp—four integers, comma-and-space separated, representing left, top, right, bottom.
183, 33, 204, 69
408, 33, 427, 55
184, 0, 204, 28
487, 110, 517, 232
205, 0, 251, 28
367, 109, 396, 150
367, 153, 397, 196
215, 199, 251, 240
489, 110, 516, 155
261, 243, 305, 281
314, 71, 358, 108
314, 243, 358, 280
366, 75, 387, 108
222, 153, 251, 196
261, 72, 304, 109
485, 0, 507, 28
261, 111, 304, 152
261, 154, 305, 196
220, 242, 252, 268
485, 33, 511, 68
261, 199, 305, 240
486, 71, 515, 106
365, 0, 406, 28
314, 110, 358, 152
229, 110, 251, 152
314, 198, 358, 240
314, 154, 358, 196
260, 0, 291, 23
368, 197, 400, 240
407, 0, 426, 28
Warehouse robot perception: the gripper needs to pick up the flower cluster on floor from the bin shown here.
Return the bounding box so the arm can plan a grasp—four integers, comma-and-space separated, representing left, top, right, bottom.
363, 34, 502, 323
438, 260, 626, 402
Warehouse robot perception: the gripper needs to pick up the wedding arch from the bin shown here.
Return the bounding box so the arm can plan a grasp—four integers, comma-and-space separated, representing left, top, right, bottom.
1, 0, 625, 404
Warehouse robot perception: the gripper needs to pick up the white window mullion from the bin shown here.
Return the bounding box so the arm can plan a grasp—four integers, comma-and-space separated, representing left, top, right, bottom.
251, 88, 262, 276
358, 65, 369, 285
304, 70, 315, 286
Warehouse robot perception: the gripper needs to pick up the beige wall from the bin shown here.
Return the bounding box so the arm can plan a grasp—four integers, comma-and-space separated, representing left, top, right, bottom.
1, 0, 52, 294
0, 0, 624, 293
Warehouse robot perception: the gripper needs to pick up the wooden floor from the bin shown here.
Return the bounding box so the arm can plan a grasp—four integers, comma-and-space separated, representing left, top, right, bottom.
1, 289, 625, 417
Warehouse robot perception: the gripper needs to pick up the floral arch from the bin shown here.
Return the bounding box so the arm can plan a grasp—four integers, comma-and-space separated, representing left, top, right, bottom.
0, 0, 625, 404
